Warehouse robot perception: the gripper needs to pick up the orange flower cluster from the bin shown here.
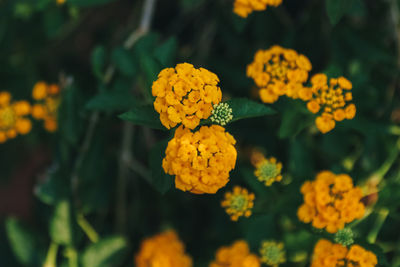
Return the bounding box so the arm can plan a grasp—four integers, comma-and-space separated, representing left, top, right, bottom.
247, 46, 312, 104
31, 82, 60, 132
163, 125, 237, 194
210, 240, 260, 267
0, 92, 31, 143
311, 239, 378, 267
152, 63, 222, 129
302, 74, 356, 133
233, 0, 283, 18
221, 186, 255, 221
135, 230, 192, 267
297, 171, 365, 233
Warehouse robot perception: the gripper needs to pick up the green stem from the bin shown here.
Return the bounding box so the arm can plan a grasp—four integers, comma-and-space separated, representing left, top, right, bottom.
65, 247, 78, 267
367, 208, 389, 244
77, 213, 99, 243
372, 138, 400, 184
43, 242, 58, 267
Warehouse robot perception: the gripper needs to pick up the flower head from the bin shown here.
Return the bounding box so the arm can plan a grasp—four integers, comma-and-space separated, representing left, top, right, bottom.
0, 92, 31, 143
210, 240, 261, 267
163, 125, 237, 194
247, 46, 312, 103
303, 74, 355, 133
334, 228, 354, 247
210, 103, 233, 126
233, 0, 283, 18
221, 186, 255, 221
135, 230, 192, 267
152, 63, 222, 129
259, 241, 286, 267
311, 239, 377, 267
253, 155, 283, 186
31, 81, 60, 132
297, 171, 365, 233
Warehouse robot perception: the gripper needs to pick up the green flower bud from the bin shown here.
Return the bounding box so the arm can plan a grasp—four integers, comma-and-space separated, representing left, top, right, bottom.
210, 103, 233, 126
334, 228, 354, 246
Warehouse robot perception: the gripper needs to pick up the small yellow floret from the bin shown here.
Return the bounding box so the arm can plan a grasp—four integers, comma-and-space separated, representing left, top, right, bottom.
233, 0, 283, 18
221, 186, 255, 221
259, 240, 286, 267
253, 154, 283, 186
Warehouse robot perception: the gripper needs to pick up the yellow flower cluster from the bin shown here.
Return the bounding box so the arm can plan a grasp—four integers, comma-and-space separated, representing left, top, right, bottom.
31, 82, 61, 132
0, 92, 31, 143
152, 63, 222, 129
301, 74, 356, 133
253, 153, 283, 186
56, 0, 66, 5
259, 241, 286, 267
221, 186, 255, 221
311, 239, 378, 267
135, 230, 192, 267
162, 125, 237, 194
233, 0, 283, 18
210, 240, 260, 267
297, 171, 365, 233
247, 46, 312, 104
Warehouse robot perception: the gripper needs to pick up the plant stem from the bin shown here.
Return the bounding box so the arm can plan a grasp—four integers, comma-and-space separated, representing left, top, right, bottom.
367, 208, 389, 244
77, 213, 99, 243
43, 242, 58, 267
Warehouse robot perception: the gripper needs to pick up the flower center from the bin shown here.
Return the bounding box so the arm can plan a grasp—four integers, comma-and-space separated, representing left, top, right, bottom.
230, 195, 248, 211
259, 162, 279, 181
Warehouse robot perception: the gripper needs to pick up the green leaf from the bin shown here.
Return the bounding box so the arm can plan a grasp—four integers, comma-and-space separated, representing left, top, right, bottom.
5, 218, 40, 265
278, 106, 314, 139
111, 47, 137, 76
226, 98, 276, 123
154, 37, 177, 67
35, 167, 69, 205
148, 139, 174, 194
91, 45, 106, 80
81, 236, 128, 267
68, 0, 116, 7
86, 91, 139, 111
119, 105, 165, 130
325, 0, 356, 25
50, 200, 75, 246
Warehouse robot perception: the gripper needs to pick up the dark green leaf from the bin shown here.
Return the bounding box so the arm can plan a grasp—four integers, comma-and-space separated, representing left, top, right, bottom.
5, 218, 42, 266
119, 105, 165, 130
81, 236, 128, 267
91, 46, 106, 80
226, 98, 276, 123
35, 167, 69, 205
278, 107, 314, 139
50, 200, 75, 246
325, 0, 355, 25
154, 37, 177, 67
111, 47, 137, 76
148, 139, 174, 194
86, 91, 139, 111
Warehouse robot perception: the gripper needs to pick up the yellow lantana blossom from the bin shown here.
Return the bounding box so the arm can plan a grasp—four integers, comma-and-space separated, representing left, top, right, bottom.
0, 92, 31, 143
163, 125, 237, 194
253, 153, 283, 186
221, 186, 255, 221
302, 74, 356, 133
297, 171, 365, 234
311, 239, 378, 267
247, 46, 312, 103
135, 230, 192, 267
259, 241, 286, 267
233, 0, 283, 18
31, 81, 61, 132
210, 240, 261, 267
152, 63, 222, 129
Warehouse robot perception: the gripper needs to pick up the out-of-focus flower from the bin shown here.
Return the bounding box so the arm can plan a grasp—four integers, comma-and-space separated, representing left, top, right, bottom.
233, 0, 283, 18
253, 153, 283, 186
210, 240, 261, 267
259, 240, 286, 267
221, 186, 255, 221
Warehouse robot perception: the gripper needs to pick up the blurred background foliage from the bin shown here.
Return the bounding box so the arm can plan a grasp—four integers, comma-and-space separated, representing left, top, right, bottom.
0, 0, 400, 266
